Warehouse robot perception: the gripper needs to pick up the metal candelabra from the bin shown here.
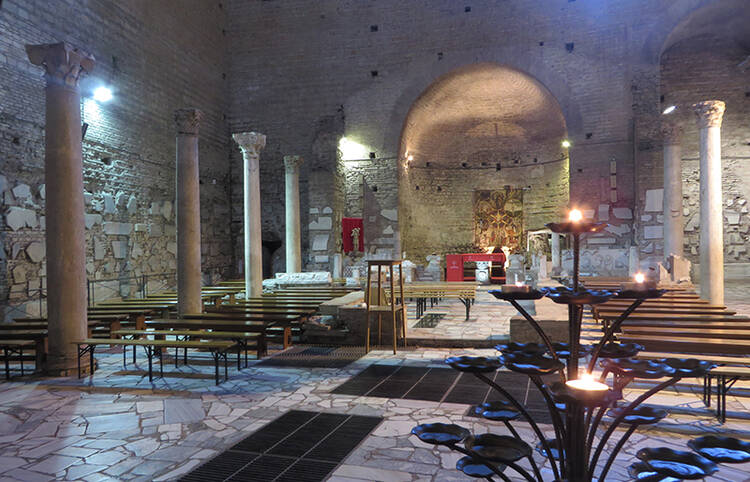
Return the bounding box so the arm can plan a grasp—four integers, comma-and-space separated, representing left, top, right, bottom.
412, 215, 749, 481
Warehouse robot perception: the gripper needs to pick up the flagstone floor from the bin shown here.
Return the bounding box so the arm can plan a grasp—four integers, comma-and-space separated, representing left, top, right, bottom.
1, 280, 750, 481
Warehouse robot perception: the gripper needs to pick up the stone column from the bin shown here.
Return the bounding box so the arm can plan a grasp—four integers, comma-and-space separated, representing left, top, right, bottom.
232, 132, 266, 298
26, 42, 94, 375
175, 109, 203, 315
693, 101, 726, 305
662, 121, 684, 259
283, 155, 303, 273
550, 233, 561, 272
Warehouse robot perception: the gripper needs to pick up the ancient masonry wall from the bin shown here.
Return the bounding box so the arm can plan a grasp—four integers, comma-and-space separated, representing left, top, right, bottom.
0, 0, 232, 320
227, 0, 713, 276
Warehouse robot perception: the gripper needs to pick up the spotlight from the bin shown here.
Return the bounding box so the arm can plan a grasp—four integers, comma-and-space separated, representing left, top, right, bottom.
561, 139, 571, 148
93, 86, 113, 102
662, 105, 676, 115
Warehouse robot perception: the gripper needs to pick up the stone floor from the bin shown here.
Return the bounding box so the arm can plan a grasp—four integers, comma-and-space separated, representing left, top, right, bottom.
2, 280, 750, 481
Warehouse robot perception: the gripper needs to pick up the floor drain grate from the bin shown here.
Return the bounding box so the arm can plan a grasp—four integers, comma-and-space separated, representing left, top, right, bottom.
254, 345, 366, 369
180, 410, 382, 482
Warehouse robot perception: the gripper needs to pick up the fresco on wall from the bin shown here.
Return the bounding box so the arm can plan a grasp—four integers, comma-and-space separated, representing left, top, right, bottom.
473, 188, 524, 254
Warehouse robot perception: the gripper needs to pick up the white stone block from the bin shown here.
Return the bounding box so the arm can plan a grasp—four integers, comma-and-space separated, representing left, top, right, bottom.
312, 234, 329, 251
149, 201, 161, 215
5, 207, 37, 230
115, 191, 128, 208
132, 243, 143, 258
587, 237, 616, 244
381, 209, 398, 221
726, 211, 741, 225
641, 215, 651, 222
94, 239, 106, 260
598, 204, 609, 221
309, 217, 332, 230
38, 184, 45, 200
644, 225, 663, 239
383, 225, 394, 235
84, 191, 93, 205
112, 241, 128, 259
644, 188, 663, 212
11, 183, 31, 200
103, 193, 116, 214
25, 242, 45, 263
583, 209, 595, 220
685, 214, 699, 232
656, 214, 664, 223
162, 201, 173, 220
149, 224, 163, 236
84, 213, 102, 229
604, 224, 630, 236
309, 207, 319, 214
322, 207, 332, 214
166, 242, 177, 255
314, 255, 329, 263
103, 222, 132, 235
12, 266, 26, 283
134, 223, 148, 232
127, 195, 137, 214
612, 207, 632, 220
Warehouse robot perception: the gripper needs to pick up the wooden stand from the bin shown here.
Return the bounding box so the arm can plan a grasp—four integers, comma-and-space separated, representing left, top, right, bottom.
365, 260, 406, 354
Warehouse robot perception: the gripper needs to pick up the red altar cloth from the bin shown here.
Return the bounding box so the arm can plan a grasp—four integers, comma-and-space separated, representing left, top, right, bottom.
446, 253, 506, 281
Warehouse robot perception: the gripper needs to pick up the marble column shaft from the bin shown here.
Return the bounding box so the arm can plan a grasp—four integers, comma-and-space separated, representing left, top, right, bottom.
175, 109, 203, 315
662, 121, 684, 259
233, 132, 266, 298
284, 155, 303, 273
693, 100, 726, 305
550, 233, 561, 269
26, 42, 94, 374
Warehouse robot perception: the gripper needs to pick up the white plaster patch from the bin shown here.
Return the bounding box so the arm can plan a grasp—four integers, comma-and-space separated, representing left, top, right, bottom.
381, 209, 398, 221
656, 214, 664, 223
644, 188, 663, 212
103, 222, 132, 235
612, 208, 633, 219
312, 234, 329, 251
25, 242, 45, 263
5, 207, 37, 230
644, 225, 664, 239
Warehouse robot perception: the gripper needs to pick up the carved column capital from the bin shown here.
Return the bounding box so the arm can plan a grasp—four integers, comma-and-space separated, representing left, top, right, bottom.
26, 42, 95, 88
174, 108, 203, 136
692, 100, 726, 129
660, 120, 683, 145
233, 132, 266, 158
283, 155, 303, 173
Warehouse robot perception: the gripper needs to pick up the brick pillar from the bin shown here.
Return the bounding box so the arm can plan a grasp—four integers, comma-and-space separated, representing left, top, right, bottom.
175, 109, 203, 315
692, 100, 726, 305
232, 132, 266, 298
26, 42, 94, 375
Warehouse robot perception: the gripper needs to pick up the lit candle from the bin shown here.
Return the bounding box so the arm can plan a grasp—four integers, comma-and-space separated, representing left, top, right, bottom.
566, 373, 608, 392
634, 272, 645, 284
515, 280, 524, 288
621, 272, 655, 291
568, 209, 583, 222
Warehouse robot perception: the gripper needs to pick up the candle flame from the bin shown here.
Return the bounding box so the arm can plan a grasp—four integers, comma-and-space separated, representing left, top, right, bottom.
568, 209, 583, 222
634, 273, 645, 283
515, 281, 524, 287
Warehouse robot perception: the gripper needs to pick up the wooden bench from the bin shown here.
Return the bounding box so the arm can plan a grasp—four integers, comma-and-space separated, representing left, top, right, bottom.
0, 330, 48, 371
1, 340, 35, 380
113, 329, 266, 368
617, 334, 750, 355
397, 283, 477, 320
74, 338, 235, 384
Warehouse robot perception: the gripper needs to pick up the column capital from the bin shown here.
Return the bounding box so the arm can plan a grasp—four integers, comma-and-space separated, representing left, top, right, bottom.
692, 100, 726, 129
233, 132, 266, 158
660, 120, 683, 144
26, 42, 95, 88
283, 155, 303, 172
174, 108, 203, 136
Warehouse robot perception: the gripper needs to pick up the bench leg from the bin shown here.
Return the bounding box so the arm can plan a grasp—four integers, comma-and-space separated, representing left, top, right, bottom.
4, 347, 9, 381
258, 334, 267, 359
158, 347, 163, 378
20, 347, 24, 377
213, 351, 220, 385
283, 327, 292, 349
90, 344, 95, 376
145, 346, 153, 382
461, 298, 470, 320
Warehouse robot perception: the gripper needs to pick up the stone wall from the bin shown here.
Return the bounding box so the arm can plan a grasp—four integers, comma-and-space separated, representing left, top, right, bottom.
0, 0, 232, 320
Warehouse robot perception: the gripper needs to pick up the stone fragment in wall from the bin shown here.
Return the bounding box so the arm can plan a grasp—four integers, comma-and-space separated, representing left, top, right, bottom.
111, 241, 128, 259
309, 207, 319, 214
94, 238, 106, 260
92, 200, 103, 212
84, 191, 93, 205
727, 232, 744, 245
641, 215, 651, 222
612, 207, 632, 219
84, 213, 102, 229
132, 243, 143, 258
2, 190, 14, 205
684, 214, 699, 232
641, 242, 654, 254
38, 184, 45, 200
10, 243, 22, 259
322, 207, 332, 214
587, 237, 616, 244
309, 217, 332, 230
39, 216, 45, 230
103, 193, 116, 214
149, 224, 163, 236
86, 262, 95, 275
383, 225, 394, 235
726, 211, 740, 225
5, 206, 37, 230
12, 265, 26, 283
165, 225, 176, 236
381, 209, 397, 221
115, 191, 128, 209
25, 241, 45, 263
9, 284, 26, 300
134, 223, 148, 232
166, 242, 177, 255
656, 214, 664, 223
683, 208, 690, 216
11, 183, 32, 202
312, 234, 329, 251
168, 259, 176, 269
644, 225, 663, 239
149, 201, 161, 215
314, 255, 329, 263
127, 195, 137, 215
605, 224, 630, 236
598, 204, 609, 221
161, 201, 172, 220
103, 222, 132, 235
644, 189, 663, 212
0, 175, 6, 197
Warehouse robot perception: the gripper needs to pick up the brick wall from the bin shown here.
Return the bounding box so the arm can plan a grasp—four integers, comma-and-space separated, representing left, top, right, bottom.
0, 0, 232, 319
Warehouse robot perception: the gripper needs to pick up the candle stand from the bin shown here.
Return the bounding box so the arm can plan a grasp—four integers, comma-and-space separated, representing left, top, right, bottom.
412, 219, 749, 480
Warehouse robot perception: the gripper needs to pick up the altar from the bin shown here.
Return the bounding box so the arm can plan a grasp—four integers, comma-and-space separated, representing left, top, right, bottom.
446, 253, 506, 282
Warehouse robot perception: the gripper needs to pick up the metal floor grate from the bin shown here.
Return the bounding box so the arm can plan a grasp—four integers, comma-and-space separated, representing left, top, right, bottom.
180, 410, 382, 482
254, 345, 366, 369
332, 364, 553, 424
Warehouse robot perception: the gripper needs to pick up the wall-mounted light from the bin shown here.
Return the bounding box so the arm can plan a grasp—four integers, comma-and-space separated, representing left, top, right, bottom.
662, 105, 676, 115
93, 86, 113, 102
339, 137, 369, 160
561, 139, 571, 148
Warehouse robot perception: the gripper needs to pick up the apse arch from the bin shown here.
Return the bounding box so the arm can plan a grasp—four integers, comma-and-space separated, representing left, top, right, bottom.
397, 63, 570, 261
